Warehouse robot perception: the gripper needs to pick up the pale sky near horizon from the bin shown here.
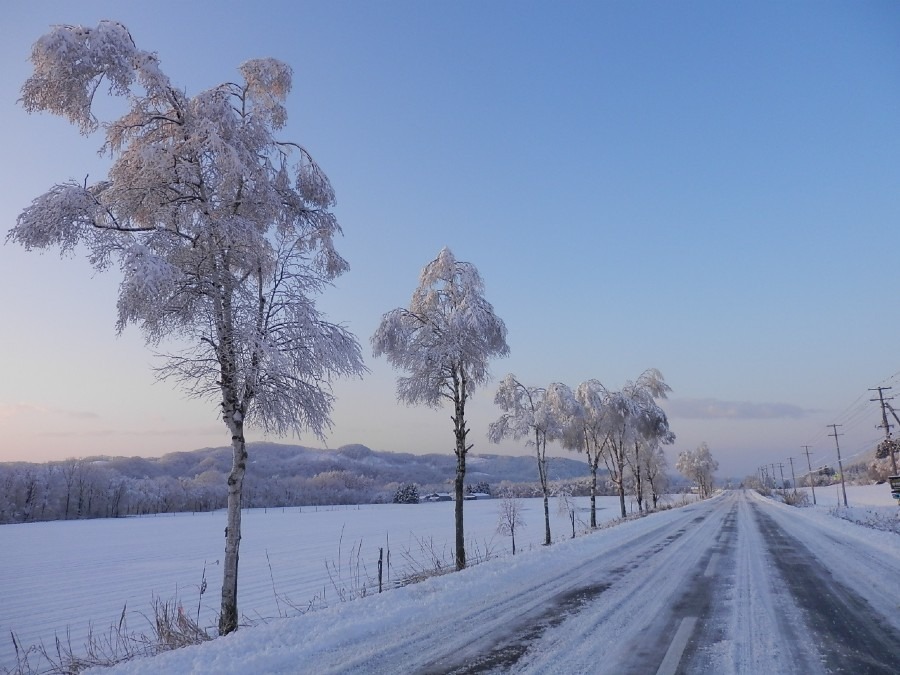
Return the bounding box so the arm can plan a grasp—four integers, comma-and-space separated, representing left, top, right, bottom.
2, 0, 899, 479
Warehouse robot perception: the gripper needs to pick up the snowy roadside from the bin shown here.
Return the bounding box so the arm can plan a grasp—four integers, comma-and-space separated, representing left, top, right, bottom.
84, 500, 713, 675
84, 488, 900, 675
2, 494, 694, 672
769, 483, 900, 535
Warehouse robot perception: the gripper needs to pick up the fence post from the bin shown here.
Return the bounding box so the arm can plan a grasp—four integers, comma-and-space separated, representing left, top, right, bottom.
378, 547, 383, 593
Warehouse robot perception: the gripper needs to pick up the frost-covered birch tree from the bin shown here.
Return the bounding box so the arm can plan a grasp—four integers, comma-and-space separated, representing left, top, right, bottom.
599, 391, 636, 519
677, 442, 718, 498
624, 379, 674, 514
599, 369, 672, 519
554, 380, 608, 528
496, 491, 525, 555
489, 375, 561, 546
9, 22, 365, 635
372, 247, 508, 570
644, 445, 670, 510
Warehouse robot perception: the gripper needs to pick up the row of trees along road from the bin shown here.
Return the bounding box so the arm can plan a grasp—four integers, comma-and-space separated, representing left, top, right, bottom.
371, 247, 679, 559
8, 20, 707, 636
488, 371, 676, 543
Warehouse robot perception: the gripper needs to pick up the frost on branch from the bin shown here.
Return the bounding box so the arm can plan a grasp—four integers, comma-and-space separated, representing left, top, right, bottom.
9, 22, 362, 440
372, 247, 509, 409
20, 21, 167, 134
240, 58, 291, 129
10, 183, 103, 255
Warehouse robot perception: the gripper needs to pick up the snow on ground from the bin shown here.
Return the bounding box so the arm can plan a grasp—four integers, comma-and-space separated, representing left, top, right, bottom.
4, 486, 895, 673
795, 482, 898, 507
85, 497, 719, 675
1, 493, 679, 670
82, 489, 900, 675
793, 483, 900, 533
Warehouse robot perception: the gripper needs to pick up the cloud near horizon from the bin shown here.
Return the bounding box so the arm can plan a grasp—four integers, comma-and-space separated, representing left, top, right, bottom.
0, 402, 99, 421
37, 424, 223, 439
665, 398, 815, 420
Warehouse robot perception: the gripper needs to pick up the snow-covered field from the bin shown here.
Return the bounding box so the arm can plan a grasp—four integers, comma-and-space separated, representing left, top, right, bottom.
792, 483, 900, 534
794, 482, 898, 507
0, 493, 667, 670
3, 486, 895, 673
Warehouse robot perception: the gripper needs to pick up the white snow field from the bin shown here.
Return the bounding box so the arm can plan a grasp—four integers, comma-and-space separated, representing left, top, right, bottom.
1, 493, 651, 670
81, 488, 900, 674
795, 482, 898, 507
3, 486, 897, 673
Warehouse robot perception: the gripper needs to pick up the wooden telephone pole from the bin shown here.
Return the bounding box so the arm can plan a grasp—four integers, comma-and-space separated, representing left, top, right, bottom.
788, 457, 798, 494
802, 445, 816, 505
870, 386, 898, 474
828, 424, 848, 507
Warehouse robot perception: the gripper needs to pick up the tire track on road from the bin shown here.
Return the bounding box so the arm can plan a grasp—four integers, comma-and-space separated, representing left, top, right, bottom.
752, 504, 900, 674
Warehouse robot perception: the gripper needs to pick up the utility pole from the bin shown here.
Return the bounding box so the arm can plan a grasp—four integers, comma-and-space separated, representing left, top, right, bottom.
770, 463, 777, 489
802, 445, 816, 505
871, 386, 898, 474
776, 463, 786, 492
788, 457, 798, 494
870, 386, 893, 438
882, 401, 900, 474
828, 424, 848, 507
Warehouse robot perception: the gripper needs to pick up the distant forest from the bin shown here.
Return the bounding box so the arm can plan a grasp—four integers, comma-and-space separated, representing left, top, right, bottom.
0, 443, 605, 524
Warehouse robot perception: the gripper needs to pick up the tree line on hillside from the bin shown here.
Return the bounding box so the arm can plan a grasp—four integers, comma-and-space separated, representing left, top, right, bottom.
0, 446, 602, 524
0, 460, 385, 524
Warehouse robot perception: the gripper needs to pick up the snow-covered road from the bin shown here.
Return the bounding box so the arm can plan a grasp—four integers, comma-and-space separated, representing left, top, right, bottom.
97, 491, 900, 674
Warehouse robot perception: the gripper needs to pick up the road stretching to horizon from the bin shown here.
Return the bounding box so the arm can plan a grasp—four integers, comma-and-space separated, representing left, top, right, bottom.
383, 491, 900, 674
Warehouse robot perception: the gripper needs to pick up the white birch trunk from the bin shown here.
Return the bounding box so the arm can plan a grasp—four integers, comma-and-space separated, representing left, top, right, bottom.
219, 418, 246, 635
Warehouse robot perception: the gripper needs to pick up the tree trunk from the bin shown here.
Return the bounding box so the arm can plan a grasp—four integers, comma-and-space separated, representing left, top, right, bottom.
511, 529, 516, 556
536, 432, 551, 546
635, 464, 643, 514
219, 420, 247, 636
589, 459, 598, 528
542, 495, 551, 546
454, 451, 466, 570
617, 456, 627, 518
452, 368, 469, 571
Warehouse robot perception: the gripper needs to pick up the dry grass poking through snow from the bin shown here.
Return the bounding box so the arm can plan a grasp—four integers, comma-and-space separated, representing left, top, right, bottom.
5, 597, 211, 675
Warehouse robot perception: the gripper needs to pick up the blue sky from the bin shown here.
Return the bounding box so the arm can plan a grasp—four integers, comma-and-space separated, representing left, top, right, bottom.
2, 0, 899, 479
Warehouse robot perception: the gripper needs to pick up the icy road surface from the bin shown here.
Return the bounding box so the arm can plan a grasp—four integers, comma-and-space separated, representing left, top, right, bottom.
98, 490, 900, 674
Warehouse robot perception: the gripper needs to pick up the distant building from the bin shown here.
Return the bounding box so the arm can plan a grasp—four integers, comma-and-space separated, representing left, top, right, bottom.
421, 492, 453, 502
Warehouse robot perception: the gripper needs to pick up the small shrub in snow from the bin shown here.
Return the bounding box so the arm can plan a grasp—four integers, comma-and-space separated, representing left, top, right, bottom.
496, 492, 526, 554
782, 491, 809, 507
